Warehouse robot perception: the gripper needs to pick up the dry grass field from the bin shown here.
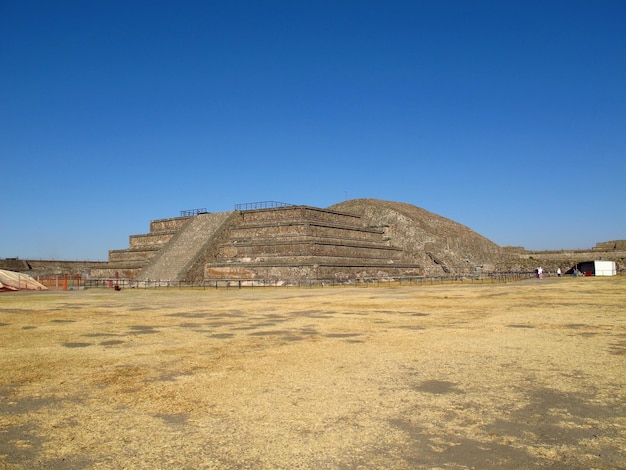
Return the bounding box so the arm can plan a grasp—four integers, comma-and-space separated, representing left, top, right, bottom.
1, 277, 625, 469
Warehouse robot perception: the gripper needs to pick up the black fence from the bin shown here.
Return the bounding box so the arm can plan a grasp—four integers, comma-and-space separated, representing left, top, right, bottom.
234, 201, 294, 211
180, 208, 208, 217
84, 272, 539, 290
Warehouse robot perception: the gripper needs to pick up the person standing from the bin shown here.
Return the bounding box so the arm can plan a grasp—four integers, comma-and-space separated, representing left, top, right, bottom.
557, 268, 561, 277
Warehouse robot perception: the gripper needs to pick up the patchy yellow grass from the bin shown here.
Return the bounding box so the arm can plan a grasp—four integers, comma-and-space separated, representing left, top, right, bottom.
1, 277, 625, 469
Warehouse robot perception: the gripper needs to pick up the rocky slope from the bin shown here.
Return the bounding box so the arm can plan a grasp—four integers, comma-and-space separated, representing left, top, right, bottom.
329, 199, 502, 275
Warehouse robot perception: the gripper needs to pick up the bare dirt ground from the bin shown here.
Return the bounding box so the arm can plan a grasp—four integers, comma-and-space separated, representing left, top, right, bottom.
1, 277, 625, 469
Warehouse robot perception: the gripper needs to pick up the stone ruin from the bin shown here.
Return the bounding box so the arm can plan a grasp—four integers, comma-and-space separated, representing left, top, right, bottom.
88, 199, 505, 283
2, 199, 623, 283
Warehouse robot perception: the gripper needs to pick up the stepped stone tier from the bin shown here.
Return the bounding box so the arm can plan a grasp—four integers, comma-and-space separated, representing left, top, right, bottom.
90, 215, 193, 279
188, 205, 417, 281
594, 240, 626, 251
89, 199, 506, 282
0, 259, 107, 276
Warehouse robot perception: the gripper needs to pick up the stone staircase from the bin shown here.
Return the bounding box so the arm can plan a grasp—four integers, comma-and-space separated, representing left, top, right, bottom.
136, 212, 233, 281
89, 216, 193, 279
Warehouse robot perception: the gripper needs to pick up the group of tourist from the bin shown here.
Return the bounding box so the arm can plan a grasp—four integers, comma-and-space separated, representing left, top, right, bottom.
536, 267, 562, 279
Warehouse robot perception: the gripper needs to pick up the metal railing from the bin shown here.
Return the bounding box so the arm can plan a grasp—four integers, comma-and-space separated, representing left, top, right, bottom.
32, 275, 84, 290
234, 201, 295, 211
84, 272, 539, 290
180, 208, 208, 217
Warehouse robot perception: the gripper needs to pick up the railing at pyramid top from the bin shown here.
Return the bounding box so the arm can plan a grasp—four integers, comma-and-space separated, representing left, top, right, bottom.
180, 208, 209, 217
234, 201, 295, 211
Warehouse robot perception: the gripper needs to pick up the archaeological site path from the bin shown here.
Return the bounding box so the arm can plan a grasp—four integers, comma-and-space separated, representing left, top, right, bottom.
1, 277, 625, 469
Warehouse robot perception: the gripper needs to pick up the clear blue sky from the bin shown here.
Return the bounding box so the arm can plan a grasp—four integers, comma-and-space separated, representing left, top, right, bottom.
2, 1, 624, 260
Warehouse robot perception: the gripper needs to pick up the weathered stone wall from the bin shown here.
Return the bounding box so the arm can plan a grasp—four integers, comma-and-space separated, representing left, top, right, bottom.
107, 249, 159, 263
498, 249, 626, 274
205, 263, 422, 282
218, 241, 402, 260
0, 259, 107, 277
129, 233, 176, 248
89, 266, 139, 279
239, 206, 362, 225
594, 240, 626, 251
230, 222, 385, 242
150, 217, 191, 233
